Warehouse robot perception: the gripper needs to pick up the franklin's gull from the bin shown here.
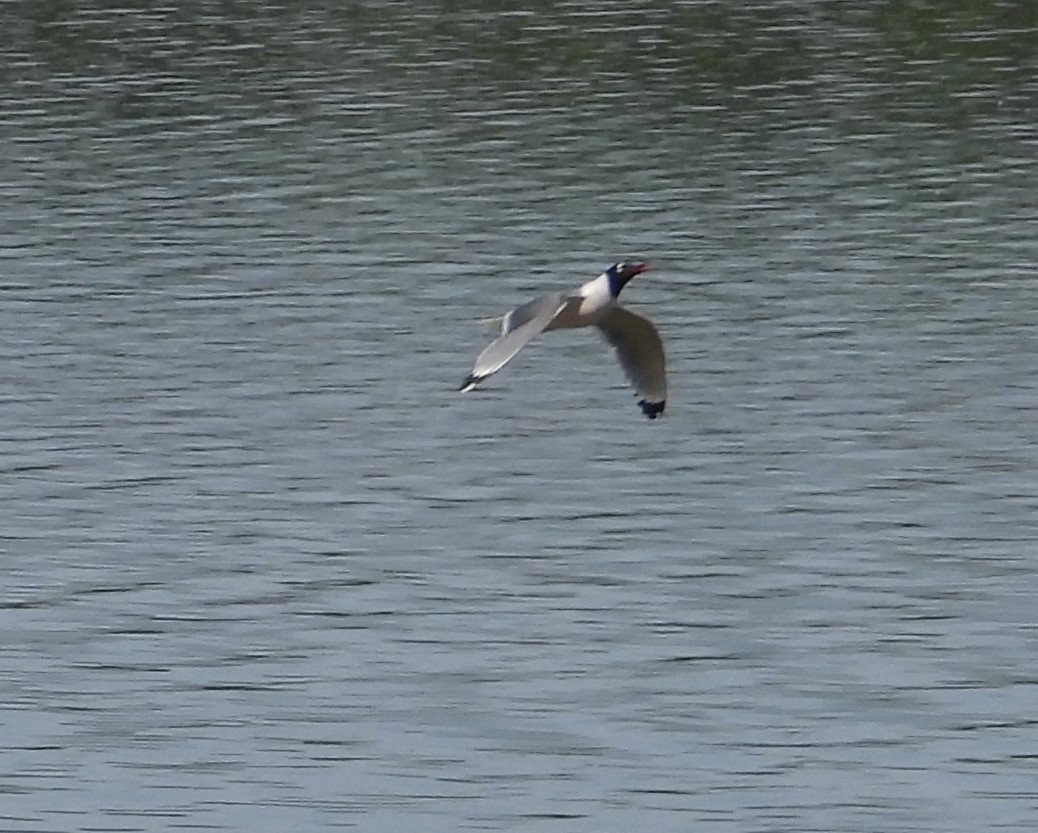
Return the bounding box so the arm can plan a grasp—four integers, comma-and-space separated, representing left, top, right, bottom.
459, 262, 666, 419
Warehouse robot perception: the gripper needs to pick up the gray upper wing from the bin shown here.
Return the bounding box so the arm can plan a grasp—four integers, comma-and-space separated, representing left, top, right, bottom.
463, 292, 571, 386
500, 294, 561, 335
597, 306, 667, 417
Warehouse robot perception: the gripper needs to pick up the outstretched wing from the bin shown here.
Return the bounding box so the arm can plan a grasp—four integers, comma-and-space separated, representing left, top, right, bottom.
500, 294, 563, 335
597, 306, 667, 418
459, 293, 571, 391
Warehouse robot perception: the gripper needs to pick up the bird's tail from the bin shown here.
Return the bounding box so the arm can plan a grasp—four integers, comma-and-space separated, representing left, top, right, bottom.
479, 316, 505, 335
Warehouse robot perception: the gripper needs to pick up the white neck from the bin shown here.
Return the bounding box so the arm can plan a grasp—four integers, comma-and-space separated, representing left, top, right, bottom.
579, 272, 611, 298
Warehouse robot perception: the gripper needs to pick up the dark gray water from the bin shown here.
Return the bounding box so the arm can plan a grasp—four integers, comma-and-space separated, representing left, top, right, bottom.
3, 3, 1037, 831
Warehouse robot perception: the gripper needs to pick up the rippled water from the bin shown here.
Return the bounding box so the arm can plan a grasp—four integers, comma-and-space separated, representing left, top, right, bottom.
3, 3, 1037, 831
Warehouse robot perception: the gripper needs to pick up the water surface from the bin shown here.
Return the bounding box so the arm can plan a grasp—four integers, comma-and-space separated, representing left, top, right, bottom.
2, 3, 1037, 831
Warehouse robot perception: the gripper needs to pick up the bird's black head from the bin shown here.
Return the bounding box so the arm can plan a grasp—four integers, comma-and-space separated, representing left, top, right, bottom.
605, 261, 649, 297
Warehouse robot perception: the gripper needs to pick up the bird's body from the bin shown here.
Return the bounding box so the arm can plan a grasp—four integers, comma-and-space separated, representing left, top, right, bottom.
459, 262, 666, 419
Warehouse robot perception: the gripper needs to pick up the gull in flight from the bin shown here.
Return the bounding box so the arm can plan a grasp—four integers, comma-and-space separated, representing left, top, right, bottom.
459, 262, 666, 418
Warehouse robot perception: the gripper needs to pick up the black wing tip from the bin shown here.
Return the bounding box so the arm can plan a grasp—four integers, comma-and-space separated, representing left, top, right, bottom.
459, 374, 482, 392
639, 399, 665, 419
